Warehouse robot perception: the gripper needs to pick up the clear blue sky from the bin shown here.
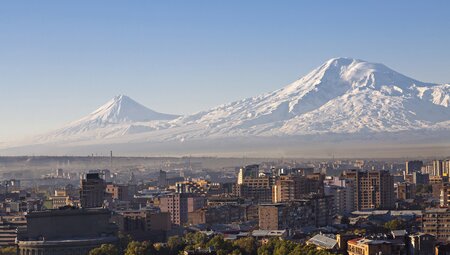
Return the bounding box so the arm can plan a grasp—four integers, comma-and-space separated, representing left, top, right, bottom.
1, 1, 450, 141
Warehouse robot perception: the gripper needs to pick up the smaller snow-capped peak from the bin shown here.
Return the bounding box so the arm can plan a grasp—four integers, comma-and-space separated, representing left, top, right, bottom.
73, 95, 179, 125
31, 95, 180, 143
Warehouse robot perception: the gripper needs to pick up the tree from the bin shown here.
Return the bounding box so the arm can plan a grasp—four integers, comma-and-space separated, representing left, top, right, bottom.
118, 232, 133, 251
0, 247, 16, 255
206, 235, 234, 254
231, 249, 243, 255
89, 244, 119, 255
125, 241, 154, 255
167, 236, 184, 255
384, 219, 404, 231
256, 238, 336, 255
154, 243, 169, 255
233, 237, 257, 255
184, 232, 207, 248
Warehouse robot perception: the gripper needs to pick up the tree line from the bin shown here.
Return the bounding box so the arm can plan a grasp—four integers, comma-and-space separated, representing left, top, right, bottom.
88, 232, 340, 255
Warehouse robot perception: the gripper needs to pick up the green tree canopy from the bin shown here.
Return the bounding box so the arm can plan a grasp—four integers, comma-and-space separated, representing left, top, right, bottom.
0, 247, 16, 255
88, 244, 119, 255
167, 236, 185, 255
233, 237, 257, 255
384, 219, 405, 231
125, 241, 154, 255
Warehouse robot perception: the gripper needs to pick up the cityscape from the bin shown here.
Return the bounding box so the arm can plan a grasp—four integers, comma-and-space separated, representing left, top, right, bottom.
1, 1, 450, 255
0, 157, 449, 255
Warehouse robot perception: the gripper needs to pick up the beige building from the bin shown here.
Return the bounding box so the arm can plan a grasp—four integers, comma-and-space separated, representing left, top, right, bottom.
237, 165, 259, 185
347, 238, 392, 255
273, 175, 305, 203
106, 183, 130, 201
440, 183, 450, 207
343, 170, 395, 210
423, 208, 450, 241
432, 160, 450, 177
237, 176, 272, 203
159, 193, 205, 225
259, 196, 334, 230
273, 174, 325, 203
396, 182, 416, 200
48, 195, 70, 209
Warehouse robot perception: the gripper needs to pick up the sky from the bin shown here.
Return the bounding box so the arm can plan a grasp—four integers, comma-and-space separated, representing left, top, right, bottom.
1, 0, 450, 141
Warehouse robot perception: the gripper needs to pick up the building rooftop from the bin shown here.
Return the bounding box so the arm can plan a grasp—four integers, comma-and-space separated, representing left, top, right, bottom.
251, 230, 286, 237
391, 230, 407, 238
348, 238, 392, 246
352, 210, 389, 216
424, 208, 449, 213
307, 234, 337, 250
390, 210, 422, 216
25, 208, 110, 218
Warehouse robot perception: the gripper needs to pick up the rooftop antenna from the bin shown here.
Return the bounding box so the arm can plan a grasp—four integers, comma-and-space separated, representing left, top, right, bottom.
189, 155, 192, 170
110, 151, 113, 170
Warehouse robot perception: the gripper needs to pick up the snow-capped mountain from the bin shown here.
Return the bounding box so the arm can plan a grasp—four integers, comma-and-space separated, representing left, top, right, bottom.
34, 95, 178, 142
3, 57, 450, 156
80, 94, 178, 123
174, 57, 449, 138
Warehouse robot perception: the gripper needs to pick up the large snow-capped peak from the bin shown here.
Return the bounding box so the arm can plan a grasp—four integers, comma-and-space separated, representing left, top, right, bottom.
177, 57, 449, 136
281, 57, 426, 97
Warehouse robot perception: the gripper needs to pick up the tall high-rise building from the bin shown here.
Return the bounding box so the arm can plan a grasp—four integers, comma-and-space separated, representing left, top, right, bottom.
272, 174, 324, 203
100, 169, 112, 183
158, 170, 167, 188
396, 182, 416, 200
80, 173, 106, 208
236, 164, 273, 203
440, 183, 450, 207
324, 184, 354, 215
237, 164, 259, 185
159, 193, 205, 225
405, 161, 423, 175
237, 176, 272, 203
105, 184, 130, 201
259, 195, 334, 230
272, 175, 298, 203
56, 168, 64, 178
343, 170, 395, 210
423, 208, 450, 241
412, 172, 429, 185
433, 160, 450, 177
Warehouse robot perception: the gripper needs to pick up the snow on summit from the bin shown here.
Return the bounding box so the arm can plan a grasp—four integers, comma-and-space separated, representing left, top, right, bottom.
175, 57, 449, 136
15, 58, 450, 147
33, 95, 179, 143
77, 94, 178, 124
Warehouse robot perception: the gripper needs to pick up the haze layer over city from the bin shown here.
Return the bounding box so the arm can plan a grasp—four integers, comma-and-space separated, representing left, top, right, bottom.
0, 1, 449, 255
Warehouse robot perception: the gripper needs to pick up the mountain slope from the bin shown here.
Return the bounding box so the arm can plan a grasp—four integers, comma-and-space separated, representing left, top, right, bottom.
79, 94, 178, 123
34, 95, 178, 143
4, 57, 450, 155
174, 57, 449, 138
